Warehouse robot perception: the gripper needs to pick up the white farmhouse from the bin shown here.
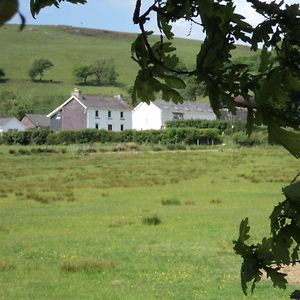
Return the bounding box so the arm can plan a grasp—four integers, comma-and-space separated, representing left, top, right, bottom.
132, 100, 216, 130
47, 89, 132, 131
0, 117, 26, 133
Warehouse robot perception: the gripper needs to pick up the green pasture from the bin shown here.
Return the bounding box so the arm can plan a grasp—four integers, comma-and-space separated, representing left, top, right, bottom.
0, 25, 257, 115
0, 145, 299, 299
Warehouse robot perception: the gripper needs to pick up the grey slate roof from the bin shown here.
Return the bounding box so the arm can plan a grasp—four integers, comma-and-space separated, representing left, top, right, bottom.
153, 100, 214, 113
0, 117, 17, 126
80, 95, 132, 111
24, 114, 50, 127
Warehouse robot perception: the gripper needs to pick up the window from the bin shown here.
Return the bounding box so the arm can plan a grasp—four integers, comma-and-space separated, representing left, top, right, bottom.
108, 124, 112, 131
173, 112, 184, 120
108, 111, 111, 118
56, 111, 61, 120
120, 111, 124, 119
95, 123, 99, 129
120, 124, 124, 131
95, 110, 99, 118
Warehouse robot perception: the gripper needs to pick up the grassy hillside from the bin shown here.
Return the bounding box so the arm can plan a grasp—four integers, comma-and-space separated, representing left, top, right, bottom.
0, 25, 257, 116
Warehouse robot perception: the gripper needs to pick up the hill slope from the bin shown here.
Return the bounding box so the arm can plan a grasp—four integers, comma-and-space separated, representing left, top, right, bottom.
0, 25, 256, 116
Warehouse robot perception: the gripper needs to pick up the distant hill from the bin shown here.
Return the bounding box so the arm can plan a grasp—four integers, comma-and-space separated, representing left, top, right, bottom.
0, 24, 257, 117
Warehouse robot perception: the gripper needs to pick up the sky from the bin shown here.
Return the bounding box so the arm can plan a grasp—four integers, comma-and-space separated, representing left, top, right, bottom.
10, 0, 298, 41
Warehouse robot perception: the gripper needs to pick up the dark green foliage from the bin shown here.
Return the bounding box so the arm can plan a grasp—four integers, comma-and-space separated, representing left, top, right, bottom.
166, 119, 246, 134
73, 60, 119, 86
60, 259, 115, 273
142, 215, 161, 225
0, 91, 35, 119
0, 68, 5, 80
28, 59, 54, 81
93, 59, 118, 86
30, 0, 87, 18
232, 132, 267, 146
233, 175, 300, 294
0, 128, 221, 146
1, 128, 51, 145
73, 65, 93, 85
161, 198, 181, 205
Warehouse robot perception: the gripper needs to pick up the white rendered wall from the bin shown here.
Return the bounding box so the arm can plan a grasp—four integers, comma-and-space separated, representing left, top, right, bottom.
87, 109, 132, 131
132, 102, 162, 130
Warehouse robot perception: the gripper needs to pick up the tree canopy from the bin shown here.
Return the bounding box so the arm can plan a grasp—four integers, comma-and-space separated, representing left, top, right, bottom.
0, 0, 300, 296
28, 58, 54, 81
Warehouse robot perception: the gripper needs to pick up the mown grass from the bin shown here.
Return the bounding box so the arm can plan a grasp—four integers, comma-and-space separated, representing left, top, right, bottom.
0, 145, 299, 299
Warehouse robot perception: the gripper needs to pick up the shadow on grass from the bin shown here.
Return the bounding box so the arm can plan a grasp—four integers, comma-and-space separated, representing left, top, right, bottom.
76, 81, 126, 88
31, 79, 62, 84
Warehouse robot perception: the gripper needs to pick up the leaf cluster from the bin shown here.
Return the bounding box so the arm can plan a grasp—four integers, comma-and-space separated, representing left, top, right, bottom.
131, 0, 300, 157
233, 176, 300, 294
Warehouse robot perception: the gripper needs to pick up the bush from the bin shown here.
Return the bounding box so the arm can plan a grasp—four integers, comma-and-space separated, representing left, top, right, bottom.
165, 119, 246, 134
233, 132, 267, 146
142, 215, 161, 225
161, 198, 181, 205
152, 145, 162, 151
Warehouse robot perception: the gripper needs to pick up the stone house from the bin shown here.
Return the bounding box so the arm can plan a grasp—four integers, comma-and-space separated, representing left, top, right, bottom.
47, 89, 132, 131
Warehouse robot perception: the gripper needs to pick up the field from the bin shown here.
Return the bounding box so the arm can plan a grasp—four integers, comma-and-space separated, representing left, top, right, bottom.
0, 145, 299, 299
0, 25, 258, 115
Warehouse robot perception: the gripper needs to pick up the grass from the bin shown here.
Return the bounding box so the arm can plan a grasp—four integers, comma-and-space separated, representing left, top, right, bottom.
0, 24, 258, 115
0, 145, 299, 299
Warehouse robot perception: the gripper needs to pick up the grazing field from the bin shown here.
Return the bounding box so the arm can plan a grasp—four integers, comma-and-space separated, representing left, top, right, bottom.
0, 25, 258, 115
0, 145, 299, 299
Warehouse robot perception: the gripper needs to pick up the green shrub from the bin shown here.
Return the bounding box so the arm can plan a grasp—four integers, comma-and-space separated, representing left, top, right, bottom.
152, 145, 162, 151
233, 132, 266, 146
165, 119, 246, 134
161, 198, 181, 205
142, 215, 161, 225
61, 259, 115, 273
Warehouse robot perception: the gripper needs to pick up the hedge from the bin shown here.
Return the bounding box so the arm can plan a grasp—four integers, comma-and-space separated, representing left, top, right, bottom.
165, 119, 246, 134
0, 128, 221, 145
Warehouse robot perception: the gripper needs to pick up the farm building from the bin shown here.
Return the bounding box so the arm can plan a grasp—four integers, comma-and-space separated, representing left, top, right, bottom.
21, 114, 50, 129
132, 100, 216, 130
219, 95, 257, 122
47, 89, 132, 131
0, 117, 26, 133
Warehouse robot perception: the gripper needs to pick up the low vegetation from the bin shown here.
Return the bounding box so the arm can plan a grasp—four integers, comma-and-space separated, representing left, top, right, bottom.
0, 145, 298, 299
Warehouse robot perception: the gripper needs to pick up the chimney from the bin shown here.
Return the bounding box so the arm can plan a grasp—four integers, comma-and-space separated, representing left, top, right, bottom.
72, 88, 81, 99
114, 94, 123, 101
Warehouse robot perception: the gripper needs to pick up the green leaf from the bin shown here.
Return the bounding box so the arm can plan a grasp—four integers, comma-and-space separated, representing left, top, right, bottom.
265, 267, 288, 290
0, 0, 18, 27
268, 124, 300, 159
239, 218, 250, 243
164, 75, 186, 89
30, 0, 86, 18
259, 47, 272, 73
283, 181, 300, 202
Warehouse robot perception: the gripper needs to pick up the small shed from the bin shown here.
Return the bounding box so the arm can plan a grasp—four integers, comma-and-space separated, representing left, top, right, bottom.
0, 117, 26, 133
21, 114, 50, 129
